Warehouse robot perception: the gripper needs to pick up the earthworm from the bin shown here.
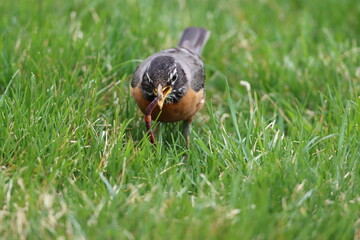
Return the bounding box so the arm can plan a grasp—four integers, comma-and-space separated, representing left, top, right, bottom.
144, 97, 159, 144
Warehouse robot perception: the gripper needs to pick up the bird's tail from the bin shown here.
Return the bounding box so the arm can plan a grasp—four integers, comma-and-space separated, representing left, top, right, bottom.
178, 27, 210, 56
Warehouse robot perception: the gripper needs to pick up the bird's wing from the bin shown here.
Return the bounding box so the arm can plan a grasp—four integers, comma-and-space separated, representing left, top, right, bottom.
164, 48, 205, 92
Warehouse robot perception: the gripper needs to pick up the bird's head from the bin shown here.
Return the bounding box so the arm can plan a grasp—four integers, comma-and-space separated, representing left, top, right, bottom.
141, 55, 187, 109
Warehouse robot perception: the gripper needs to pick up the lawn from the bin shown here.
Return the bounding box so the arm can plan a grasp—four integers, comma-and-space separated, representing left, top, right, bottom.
1, 0, 359, 239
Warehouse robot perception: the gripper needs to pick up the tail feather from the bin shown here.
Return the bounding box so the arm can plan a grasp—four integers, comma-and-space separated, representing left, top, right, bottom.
178, 27, 210, 56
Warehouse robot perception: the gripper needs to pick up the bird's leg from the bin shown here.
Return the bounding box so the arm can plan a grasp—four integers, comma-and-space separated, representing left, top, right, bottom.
183, 118, 193, 148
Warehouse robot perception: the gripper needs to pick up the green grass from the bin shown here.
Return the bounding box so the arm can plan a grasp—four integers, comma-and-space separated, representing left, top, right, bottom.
1, 0, 359, 239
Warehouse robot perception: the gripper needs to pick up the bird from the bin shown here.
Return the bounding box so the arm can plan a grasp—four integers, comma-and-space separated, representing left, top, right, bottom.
130, 27, 210, 146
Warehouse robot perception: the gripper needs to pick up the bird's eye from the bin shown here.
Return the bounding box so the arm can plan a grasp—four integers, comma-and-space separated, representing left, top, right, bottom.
171, 74, 177, 82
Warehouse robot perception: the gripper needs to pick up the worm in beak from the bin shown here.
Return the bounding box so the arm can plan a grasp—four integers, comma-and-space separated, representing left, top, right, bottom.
156, 84, 172, 109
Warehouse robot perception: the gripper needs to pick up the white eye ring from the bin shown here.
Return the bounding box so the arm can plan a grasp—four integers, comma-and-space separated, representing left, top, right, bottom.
169, 67, 178, 84
146, 72, 152, 83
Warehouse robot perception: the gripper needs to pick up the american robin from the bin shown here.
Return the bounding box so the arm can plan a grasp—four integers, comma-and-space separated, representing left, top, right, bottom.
131, 27, 210, 146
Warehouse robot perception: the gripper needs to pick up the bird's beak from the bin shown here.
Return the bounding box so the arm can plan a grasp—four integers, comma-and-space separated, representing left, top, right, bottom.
156, 84, 172, 109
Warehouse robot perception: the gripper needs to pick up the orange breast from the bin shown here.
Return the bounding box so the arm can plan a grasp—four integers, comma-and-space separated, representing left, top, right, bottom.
131, 85, 205, 122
